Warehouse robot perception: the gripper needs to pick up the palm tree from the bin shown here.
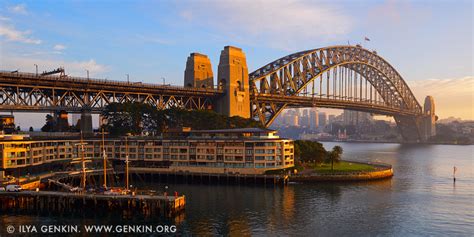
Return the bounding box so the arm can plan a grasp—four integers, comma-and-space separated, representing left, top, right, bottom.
327, 146, 343, 171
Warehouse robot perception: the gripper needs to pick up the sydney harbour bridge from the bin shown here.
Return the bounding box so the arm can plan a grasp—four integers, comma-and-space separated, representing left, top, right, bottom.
0, 45, 436, 142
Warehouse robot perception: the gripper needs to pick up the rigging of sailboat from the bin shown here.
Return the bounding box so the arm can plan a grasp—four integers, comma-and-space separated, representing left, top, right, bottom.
71, 132, 91, 191
125, 136, 130, 192
102, 128, 109, 189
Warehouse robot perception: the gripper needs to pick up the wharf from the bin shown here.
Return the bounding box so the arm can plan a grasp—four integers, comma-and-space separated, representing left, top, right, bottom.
127, 167, 289, 186
0, 190, 185, 218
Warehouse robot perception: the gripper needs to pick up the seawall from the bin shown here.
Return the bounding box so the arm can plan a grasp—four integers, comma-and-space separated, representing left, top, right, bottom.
290, 165, 393, 182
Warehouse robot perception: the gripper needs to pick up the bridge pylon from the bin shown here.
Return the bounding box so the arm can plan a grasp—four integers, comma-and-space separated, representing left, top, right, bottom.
422, 96, 437, 138
395, 96, 437, 142
80, 109, 93, 134
215, 46, 251, 118
184, 53, 214, 89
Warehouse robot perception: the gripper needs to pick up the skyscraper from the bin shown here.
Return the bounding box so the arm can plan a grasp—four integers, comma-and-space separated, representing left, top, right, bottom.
318, 112, 327, 128
310, 110, 318, 129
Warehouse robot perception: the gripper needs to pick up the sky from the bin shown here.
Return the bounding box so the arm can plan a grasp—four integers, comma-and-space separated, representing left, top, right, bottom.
0, 0, 472, 129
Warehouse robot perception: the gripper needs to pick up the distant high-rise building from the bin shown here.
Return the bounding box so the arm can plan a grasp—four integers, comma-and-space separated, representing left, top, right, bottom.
292, 115, 299, 127
318, 112, 327, 128
328, 115, 336, 124
310, 110, 318, 129
298, 109, 310, 127
342, 110, 373, 126
302, 109, 309, 117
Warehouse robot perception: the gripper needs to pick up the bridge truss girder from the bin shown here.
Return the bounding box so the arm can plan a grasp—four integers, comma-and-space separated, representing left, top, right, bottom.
0, 72, 219, 113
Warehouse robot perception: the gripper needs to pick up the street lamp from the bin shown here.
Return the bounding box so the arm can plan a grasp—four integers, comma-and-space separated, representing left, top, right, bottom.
126, 74, 129, 84
86, 69, 89, 79
34, 64, 38, 76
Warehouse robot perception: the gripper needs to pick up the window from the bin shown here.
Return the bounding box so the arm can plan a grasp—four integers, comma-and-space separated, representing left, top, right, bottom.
266, 156, 275, 161
236, 81, 243, 91
255, 149, 265, 154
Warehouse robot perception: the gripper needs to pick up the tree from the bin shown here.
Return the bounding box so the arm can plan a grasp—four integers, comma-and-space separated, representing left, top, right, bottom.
41, 114, 55, 132
326, 146, 343, 171
29, 126, 34, 132
294, 140, 327, 164
101, 102, 263, 137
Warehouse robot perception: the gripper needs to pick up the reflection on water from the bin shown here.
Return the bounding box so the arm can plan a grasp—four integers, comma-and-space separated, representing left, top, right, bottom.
1, 143, 473, 236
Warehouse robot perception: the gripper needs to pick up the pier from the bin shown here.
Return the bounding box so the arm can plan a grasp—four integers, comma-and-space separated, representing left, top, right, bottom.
127, 168, 290, 186
0, 191, 185, 218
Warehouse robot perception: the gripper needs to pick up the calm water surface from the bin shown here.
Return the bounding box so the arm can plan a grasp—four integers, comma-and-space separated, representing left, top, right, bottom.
1, 143, 473, 236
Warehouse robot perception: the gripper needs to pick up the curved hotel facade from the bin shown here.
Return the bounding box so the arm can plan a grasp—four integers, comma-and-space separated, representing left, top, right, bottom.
0, 128, 295, 180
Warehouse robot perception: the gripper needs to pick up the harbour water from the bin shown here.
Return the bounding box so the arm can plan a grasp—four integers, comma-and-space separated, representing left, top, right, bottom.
1, 143, 473, 236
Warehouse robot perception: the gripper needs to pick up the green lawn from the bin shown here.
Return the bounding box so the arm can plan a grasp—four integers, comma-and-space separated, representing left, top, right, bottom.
308, 161, 375, 173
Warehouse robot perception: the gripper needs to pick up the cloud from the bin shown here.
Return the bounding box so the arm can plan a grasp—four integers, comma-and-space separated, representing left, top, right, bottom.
407, 76, 474, 119
176, 0, 352, 50
0, 16, 10, 21
3, 56, 110, 77
0, 24, 41, 44
53, 44, 66, 51
8, 4, 28, 15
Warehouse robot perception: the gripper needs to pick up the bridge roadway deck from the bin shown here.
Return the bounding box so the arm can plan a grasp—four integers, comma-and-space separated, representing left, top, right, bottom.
253, 94, 419, 116
0, 71, 223, 96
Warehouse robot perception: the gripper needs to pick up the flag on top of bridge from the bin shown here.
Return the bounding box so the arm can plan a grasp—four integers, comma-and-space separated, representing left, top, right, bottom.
364, 37, 370, 41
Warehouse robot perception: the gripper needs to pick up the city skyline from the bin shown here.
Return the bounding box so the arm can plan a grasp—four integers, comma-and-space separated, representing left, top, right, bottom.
0, 0, 473, 126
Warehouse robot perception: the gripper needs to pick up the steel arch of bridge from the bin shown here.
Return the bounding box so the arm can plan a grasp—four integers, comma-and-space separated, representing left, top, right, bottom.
249, 45, 422, 127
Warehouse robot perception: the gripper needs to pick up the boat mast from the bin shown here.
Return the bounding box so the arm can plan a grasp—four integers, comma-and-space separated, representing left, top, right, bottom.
80, 132, 86, 190
125, 136, 129, 192
102, 128, 107, 188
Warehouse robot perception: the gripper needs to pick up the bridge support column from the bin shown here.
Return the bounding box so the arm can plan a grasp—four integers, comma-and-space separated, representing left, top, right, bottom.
421, 96, 437, 139
80, 110, 93, 134
215, 46, 250, 118
53, 110, 69, 132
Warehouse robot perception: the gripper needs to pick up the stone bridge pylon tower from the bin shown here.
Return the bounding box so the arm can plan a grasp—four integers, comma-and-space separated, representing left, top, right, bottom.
184, 53, 214, 89
184, 46, 251, 118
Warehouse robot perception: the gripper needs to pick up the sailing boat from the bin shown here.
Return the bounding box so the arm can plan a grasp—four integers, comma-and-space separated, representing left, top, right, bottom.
103, 134, 131, 195
69, 132, 92, 192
